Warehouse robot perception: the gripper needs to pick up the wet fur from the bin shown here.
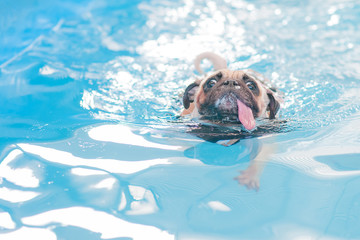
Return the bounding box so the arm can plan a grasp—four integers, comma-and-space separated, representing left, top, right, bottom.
181, 52, 282, 191
182, 54, 280, 125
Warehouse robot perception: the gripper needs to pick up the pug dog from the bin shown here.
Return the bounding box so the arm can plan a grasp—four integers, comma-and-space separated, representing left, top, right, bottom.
182, 52, 280, 129
181, 52, 282, 190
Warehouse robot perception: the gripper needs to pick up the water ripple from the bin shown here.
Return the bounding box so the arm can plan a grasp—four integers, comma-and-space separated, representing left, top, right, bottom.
1, 1, 360, 239
76, 0, 360, 132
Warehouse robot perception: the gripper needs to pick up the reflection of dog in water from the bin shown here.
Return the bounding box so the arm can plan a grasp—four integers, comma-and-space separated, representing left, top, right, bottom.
181, 52, 283, 190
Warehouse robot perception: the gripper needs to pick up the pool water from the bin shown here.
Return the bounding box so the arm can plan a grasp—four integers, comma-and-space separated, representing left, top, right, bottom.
1, 0, 360, 239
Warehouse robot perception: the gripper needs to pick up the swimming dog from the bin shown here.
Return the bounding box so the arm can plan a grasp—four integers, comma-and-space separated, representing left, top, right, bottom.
182, 52, 280, 129
181, 52, 282, 190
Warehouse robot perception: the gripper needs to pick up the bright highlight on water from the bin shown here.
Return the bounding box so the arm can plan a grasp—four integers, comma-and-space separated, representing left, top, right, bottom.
1, 0, 360, 239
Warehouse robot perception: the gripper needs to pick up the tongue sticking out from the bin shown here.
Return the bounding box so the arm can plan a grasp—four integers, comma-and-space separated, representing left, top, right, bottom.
236, 99, 256, 131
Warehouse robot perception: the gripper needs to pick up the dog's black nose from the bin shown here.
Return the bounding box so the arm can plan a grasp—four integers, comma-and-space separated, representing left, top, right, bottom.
223, 80, 239, 87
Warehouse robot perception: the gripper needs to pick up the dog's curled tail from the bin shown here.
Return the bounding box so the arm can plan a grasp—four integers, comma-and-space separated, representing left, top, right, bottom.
194, 52, 227, 75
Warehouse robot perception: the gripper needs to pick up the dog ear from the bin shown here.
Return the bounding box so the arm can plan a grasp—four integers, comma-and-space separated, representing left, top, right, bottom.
266, 90, 280, 119
183, 82, 199, 109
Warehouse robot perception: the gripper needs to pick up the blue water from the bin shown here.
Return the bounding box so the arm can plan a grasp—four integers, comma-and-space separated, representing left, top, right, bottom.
1, 0, 360, 239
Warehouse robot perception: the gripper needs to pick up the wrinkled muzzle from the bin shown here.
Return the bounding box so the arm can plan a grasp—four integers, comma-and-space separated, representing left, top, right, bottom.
213, 92, 256, 131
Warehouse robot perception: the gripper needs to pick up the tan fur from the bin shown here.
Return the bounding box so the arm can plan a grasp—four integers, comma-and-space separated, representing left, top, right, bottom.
180, 103, 195, 116
194, 52, 227, 75
181, 52, 281, 191
183, 69, 274, 119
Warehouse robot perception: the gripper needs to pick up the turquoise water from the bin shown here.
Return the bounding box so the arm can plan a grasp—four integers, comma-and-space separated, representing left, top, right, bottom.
1, 0, 360, 239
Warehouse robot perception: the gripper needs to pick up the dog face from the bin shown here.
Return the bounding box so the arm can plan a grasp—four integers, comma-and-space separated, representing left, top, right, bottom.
182, 69, 280, 130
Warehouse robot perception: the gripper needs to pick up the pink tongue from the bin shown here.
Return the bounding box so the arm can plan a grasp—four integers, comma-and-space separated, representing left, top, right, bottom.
237, 99, 256, 130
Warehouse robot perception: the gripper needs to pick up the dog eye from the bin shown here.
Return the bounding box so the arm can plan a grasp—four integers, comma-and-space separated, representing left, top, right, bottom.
246, 81, 257, 91
207, 78, 217, 88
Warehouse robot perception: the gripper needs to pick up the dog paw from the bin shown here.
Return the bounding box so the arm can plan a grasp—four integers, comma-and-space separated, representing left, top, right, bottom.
234, 167, 260, 191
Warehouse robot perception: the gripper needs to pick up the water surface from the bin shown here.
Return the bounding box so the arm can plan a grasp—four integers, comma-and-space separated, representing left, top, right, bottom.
1, 0, 360, 239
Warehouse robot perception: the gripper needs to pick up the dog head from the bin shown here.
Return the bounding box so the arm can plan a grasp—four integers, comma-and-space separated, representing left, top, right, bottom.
182, 69, 280, 130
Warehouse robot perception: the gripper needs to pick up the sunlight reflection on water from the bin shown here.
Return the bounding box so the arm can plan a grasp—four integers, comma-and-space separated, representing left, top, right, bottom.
1, 0, 360, 239
77, 0, 360, 132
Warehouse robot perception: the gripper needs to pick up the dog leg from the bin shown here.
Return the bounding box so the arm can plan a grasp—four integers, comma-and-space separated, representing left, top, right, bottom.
234, 143, 274, 191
